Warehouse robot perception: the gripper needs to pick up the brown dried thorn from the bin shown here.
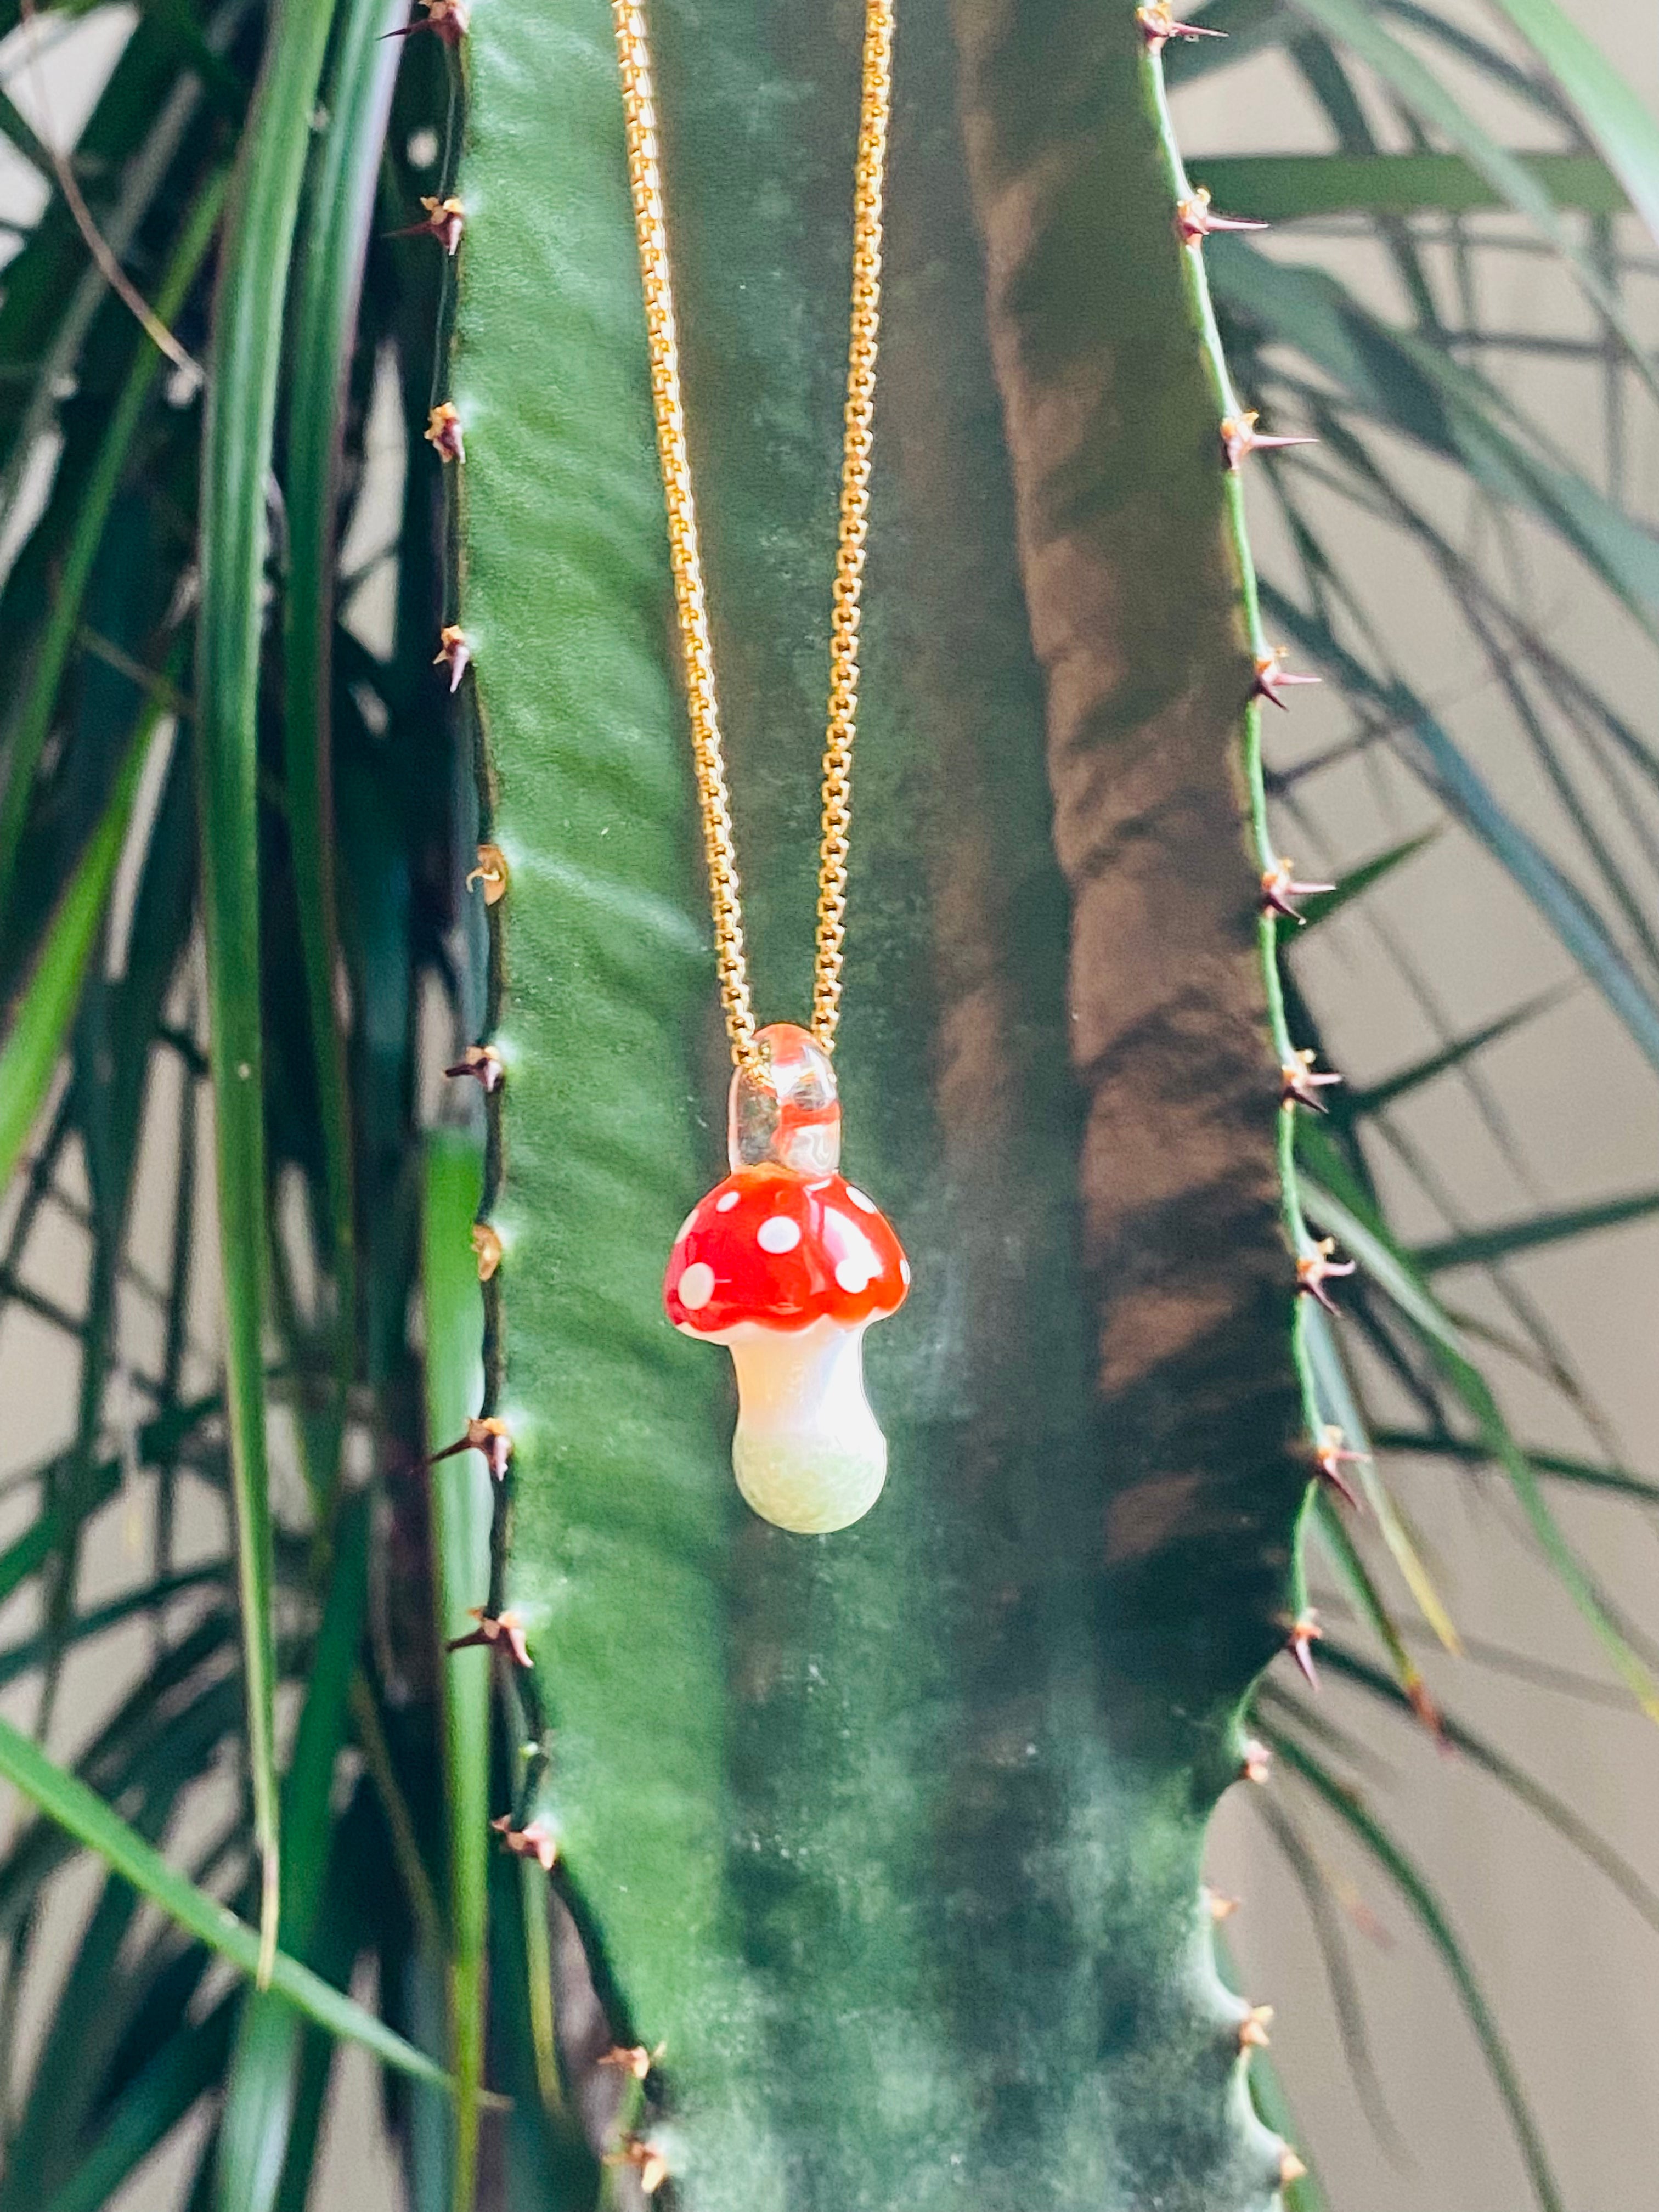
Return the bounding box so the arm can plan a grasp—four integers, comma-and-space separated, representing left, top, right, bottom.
398, 194, 465, 252
1136, 1, 1227, 52
1313, 1423, 1367, 1510
1280, 1048, 1342, 1114
386, 0, 469, 43
445, 1042, 504, 1093
447, 1608, 532, 1668
1177, 189, 1268, 245
490, 1813, 560, 1870
428, 1414, 512, 1480
606, 2137, 670, 2196
425, 402, 465, 463
433, 623, 471, 692
466, 843, 508, 904
1296, 1237, 1357, 1316
1280, 2147, 1309, 2186
1284, 1610, 1323, 1689
1221, 409, 1318, 470
472, 1222, 504, 1283
1207, 1891, 1241, 1923
1252, 647, 1322, 710
600, 2040, 667, 2083
1260, 856, 1336, 924
1240, 1737, 1273, 1786
1238, 2003, 1274, 2051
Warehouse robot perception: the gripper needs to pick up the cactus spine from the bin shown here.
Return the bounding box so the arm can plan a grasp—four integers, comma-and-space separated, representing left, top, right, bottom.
426, 0, 1344, 2201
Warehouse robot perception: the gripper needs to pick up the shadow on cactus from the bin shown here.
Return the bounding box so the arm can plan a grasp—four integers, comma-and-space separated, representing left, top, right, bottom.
0, 0, 1654, 2208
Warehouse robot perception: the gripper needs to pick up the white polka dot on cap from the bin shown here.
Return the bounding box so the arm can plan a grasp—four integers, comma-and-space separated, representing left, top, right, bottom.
834, 1255, 876, 1294
757, 1215, 802, 1254
678, 1261, 716, 1310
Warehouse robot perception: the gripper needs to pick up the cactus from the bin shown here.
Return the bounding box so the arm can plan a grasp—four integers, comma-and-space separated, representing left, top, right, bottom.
2, 0, 1655, 2202
444, 0, 1328, 2200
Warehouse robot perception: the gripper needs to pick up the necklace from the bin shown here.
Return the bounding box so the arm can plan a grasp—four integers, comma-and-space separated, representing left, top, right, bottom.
613, 0, 909, 1536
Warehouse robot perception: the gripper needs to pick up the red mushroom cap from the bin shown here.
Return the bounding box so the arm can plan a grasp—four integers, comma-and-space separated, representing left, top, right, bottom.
664, 1163, 909, 1335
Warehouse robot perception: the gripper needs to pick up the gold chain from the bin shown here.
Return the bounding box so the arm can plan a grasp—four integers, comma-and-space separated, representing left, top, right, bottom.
611, 0, 895, 1065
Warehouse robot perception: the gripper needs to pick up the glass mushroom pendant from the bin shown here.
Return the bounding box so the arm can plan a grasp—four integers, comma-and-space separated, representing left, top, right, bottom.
663, 1024, 910, 1533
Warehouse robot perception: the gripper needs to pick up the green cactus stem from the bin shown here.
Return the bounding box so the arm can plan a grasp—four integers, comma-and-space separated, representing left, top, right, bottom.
441, 0, 1328, 2202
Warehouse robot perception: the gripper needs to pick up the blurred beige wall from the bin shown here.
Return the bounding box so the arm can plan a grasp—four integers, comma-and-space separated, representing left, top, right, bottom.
0, 4, 1655, 2209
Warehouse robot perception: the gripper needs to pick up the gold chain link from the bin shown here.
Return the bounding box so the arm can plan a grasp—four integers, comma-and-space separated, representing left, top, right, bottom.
611, 0, 895, 1065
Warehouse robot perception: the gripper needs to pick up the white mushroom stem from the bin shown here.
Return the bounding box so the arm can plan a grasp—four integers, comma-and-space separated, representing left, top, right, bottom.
710, 1314, 887, 1535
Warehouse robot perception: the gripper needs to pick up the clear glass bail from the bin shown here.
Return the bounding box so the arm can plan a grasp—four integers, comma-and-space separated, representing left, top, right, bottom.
728, 1022, 841, 1173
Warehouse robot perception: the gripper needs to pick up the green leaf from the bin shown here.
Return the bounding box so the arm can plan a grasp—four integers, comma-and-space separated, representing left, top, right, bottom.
1484, 0, 1659, 247
0, 13, 221, 518
0, 706, 162, 1196
1186, 149, 1630, 218
1265, 588, 1659, 1074
1269, 1729, 1565, 2212
195, 0, 342, 1980
1284, 0, 1659, 399
216, 1494, 373, 2212
1319, 1643, 1659, 1936
1209, 246, 1659, 636
1373, 1429, 1659, 1508
1310, 1488, 1440, 1717
1300, 1170, 1463, 1354
1414, 1189, 1659, 1273
0, 172, 225, 919
280, 0, 407, 1485
1345, 991, 1565, 1116
0, 1572, 228, 1693
1243, 1789, 1406, 2176
1301, 1130, 1659, 1717
1281, 829, 1436, 933
40, 2002, 239, 2212
0, 1708, 448, 2089
1299, 1299, 1462, 1652
422, 1132, 491, 2212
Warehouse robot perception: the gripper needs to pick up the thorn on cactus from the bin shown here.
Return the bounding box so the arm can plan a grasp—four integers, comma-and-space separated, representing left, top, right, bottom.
1296, 1237, 1356, 1315
1259, 857, 1334, 924
472, 1222, 504, 1282
1176, 189, 1267, 245
607, 2137, 671, 2196
425, 402, 465, 462
1283, 1610, 1322, 1688
466, 843, 508, 904
1240, 1737, 1272, 1786
1221, 410, 1317, 470
445, 1042, 504, 1092
1136, 1, 1226, 52
447, 1607, 532, 1668
396, 194, 465, 252
1313, 1423, 1366, 1509
434, 623, 471, 691
1252, 647, 1321, 709
429, 1414, 512, 1480
491, 1813, 560, 1869
1280, 1048, 1341, 1114
1207, 1891, 1240, 1922
1238, 2003, 1274, 2051
386, 0, 469, 44
601, 2041, 667, 2083
1280, 2147, 1309, 2186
